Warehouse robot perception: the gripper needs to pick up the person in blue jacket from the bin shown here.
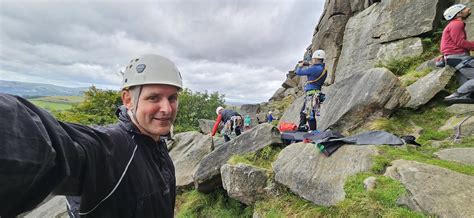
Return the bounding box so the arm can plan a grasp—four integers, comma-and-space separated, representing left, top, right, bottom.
295, 49, 328, 132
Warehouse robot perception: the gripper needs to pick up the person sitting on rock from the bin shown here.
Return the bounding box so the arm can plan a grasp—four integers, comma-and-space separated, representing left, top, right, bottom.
211, 106, 243, 142
441, 4, 474, 104
295, 49, 328, 131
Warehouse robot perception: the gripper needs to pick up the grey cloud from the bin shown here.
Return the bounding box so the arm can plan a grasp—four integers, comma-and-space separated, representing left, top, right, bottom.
0, 0, 324, 103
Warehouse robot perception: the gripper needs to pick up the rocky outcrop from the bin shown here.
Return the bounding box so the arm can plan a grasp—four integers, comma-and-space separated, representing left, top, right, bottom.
278, 95, 305, 127
317, 68, 409, 132
446, 104, 474, 115
169, 131, 215, 188
193, 123, 282, 193
336, 0, 441, 82
311, 1, 376, 84
435, 148, 474, 166
20, 196, 68, 218
385, 160, 474, 217
439, 115, 474, 137
405, 66, 455, 109
273, 143, 378, 206
459, 1, 474, 40
198, 119, 221, 135
221, 163, 269, 205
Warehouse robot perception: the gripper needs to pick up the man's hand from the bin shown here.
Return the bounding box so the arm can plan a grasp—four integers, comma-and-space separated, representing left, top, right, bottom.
297, 60, 305, 67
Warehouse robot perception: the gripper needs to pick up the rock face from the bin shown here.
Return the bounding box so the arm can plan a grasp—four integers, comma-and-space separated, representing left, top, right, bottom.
385, 160, 474, 217
278, 95, 305, 127
435, 148, 474, 166
20, 195, 68, 218
460, 1, 474, 40
273, 143, 378, 206
439, 115, 474, 137
221, 163, 269, 205
193, 123, 282, 193
317, 68, 409, 132
169, 131, 214, 188
311, 1, 375, 84
446, 104, 474, 115
405, 66, 455, 109
336, 0, 441, 82
198, 119, 221, 135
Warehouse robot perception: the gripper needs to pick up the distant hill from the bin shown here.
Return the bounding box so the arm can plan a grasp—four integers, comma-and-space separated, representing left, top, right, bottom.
0, 80, 87, 97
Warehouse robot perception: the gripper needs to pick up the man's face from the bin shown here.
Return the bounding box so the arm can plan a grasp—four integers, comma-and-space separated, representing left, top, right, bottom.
460, 7, 471, 19
123, 84, 179, 139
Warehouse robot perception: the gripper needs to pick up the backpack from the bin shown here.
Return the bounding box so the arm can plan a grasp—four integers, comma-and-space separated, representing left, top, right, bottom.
278, 122, 297, 132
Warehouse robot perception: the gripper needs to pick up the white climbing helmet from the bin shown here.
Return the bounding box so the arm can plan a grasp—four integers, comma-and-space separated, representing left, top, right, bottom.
121, 54, 183, 90
443, 4, 466, 21
312, 50, 326, 59
216, 106, 224, 115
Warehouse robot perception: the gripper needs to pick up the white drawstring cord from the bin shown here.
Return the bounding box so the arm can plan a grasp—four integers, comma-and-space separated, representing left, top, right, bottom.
79, 136, 138, 216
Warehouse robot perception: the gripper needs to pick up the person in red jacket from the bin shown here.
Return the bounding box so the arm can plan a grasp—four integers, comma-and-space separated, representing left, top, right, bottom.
441, 4, 474, 103
211, 106, 243, 142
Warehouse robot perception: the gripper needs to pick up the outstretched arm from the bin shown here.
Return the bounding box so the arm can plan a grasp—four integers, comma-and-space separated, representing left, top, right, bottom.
0, 94, 85, 216
211, 114, 222, 136
295, 64, 324, 76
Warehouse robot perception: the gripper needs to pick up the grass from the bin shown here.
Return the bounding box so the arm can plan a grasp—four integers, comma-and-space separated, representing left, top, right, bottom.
252, 173, 425, 217
29, 95, 83, 111
175, 188, 253, 218
228, 145, 282, 170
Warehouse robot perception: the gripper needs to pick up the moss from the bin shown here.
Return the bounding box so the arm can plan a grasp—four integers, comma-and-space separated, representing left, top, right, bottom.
399, 68, 432, 87
228, 146, 282, 170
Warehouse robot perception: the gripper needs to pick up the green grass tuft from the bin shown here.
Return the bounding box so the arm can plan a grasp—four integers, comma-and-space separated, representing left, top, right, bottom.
176, 188, 252, 218
228, 146, 282, 170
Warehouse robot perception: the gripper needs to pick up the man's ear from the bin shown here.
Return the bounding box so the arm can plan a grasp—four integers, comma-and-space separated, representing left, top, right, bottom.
121, 90, 134, 110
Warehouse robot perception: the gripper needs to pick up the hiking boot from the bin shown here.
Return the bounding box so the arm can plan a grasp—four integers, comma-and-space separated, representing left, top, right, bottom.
444, 92, 474, 104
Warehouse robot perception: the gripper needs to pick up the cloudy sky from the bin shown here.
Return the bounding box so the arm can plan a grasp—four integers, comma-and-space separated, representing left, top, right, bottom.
0, 0, 324, 104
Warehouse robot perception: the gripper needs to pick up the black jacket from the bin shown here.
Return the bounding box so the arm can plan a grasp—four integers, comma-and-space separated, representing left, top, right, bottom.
0, 94, 176, 217
221, 109, 240, 123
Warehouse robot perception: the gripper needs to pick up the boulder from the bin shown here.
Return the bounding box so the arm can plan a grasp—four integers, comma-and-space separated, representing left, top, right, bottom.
221, 163, 269, 205
435, 148, 474, 166
273, 143, 378, 206
405, 66, 455, 109
446, 104, 474, 115
311, 0, 375, 84
193, 123, 282, 193
439, 115, 474, 137
278, 95, 305, 127
317, 68, 409, 132
198, 119, 221, 135
376, 38, 424, 62
385, 160, 474, 217
415, 58, 437, 73
169, 131, 214, 188
336, 0, 441, 81
240, 104, 261, 115
20, 195, 68, 218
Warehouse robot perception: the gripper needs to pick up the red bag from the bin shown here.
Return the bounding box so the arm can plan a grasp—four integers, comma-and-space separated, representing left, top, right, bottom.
278, 122, 297, 132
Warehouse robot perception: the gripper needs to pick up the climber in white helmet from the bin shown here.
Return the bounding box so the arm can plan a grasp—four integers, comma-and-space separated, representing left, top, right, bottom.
0, 54, 182, 217
295, 49, 328, 131
441, 4, 474, 104
211, 106, 243, 142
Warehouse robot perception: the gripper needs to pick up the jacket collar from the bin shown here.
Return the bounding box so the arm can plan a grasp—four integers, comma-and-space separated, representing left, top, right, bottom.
116, 106, 140, 134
